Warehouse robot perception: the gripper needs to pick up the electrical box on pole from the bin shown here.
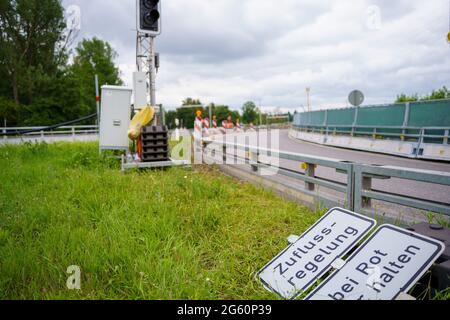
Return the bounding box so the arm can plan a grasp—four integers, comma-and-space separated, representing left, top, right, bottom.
137, 0, 161, 36
155, 52, 160, 70
133, 72, 148, 110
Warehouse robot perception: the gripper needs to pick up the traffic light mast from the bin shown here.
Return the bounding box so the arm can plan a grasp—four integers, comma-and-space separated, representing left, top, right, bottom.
136, 0, 161, 123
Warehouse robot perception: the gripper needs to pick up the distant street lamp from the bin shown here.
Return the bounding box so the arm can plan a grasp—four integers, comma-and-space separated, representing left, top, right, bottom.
306, 87, 311, 112
257, 99, 263, 126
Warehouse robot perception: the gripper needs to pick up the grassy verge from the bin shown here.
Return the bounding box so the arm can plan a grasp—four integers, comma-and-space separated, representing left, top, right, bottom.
0, 141, 322, 300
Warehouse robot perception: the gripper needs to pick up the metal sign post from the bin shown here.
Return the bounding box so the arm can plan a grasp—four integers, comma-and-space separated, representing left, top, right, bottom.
209, 104, 213, 128
95, 74, 100, 125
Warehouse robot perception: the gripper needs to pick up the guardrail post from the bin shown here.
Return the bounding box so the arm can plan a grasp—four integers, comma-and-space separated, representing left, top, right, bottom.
444, 130, 449, 145
222, 144, 227, 164
354, 166, 363, 213
250, 150, 259, 173
362, 176, 372, 208
346, 163, 355, 211
416, 129, 425, 157
2, 128, 6, 140
402, 102, 410, 141
353, 165, 374, 212
40, 130, 44, 140
72, 127, 76, 139
352, 108, 359, 137
305, 163, 316, 192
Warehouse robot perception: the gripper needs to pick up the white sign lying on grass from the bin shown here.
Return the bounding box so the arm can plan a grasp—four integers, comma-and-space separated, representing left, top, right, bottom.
258, 208, 376, 300
306, 225, 445, 300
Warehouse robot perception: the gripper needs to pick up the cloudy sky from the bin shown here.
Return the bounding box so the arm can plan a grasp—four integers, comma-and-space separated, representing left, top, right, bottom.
62, 0, 450, 111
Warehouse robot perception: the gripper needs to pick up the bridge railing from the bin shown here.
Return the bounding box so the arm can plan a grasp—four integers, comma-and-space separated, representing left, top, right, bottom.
292, 124, 450, 145
202, 137, 450, 220
1, 125, 99, 139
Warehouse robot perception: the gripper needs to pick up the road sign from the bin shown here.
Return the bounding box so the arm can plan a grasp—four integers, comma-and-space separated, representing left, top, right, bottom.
348, 90, 365, 107
258, 208, 376, 299
306, 225, 445, 300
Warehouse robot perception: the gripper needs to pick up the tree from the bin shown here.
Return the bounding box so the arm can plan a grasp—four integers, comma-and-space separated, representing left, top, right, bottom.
396, 86, 450, 103
165, 110, 177, 129
0, 0, 69, 105
211, 105, 240, 123
0, 0, 86, 126
0, 2, 125, 126
423, 86, 450, 100
168, 99, 242, 129
242, 101, 257, 124
21, 70, 85, 125
68, 37, 123, 116
0, 96, 20, 125
396, 93, 419, 103
182, 98, 202, 106
176, 106, 205, 129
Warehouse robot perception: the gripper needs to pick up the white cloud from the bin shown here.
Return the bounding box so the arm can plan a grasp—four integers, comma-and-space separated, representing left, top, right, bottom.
63, 0, 450, 111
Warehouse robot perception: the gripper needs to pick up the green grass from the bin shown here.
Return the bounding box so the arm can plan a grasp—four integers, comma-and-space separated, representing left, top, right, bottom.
0, 141, 322, 300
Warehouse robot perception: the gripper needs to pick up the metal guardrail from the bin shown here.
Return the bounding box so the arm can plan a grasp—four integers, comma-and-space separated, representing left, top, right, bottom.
1, 125, 99, 139
202, 137, 450, 218
293, 124, 450, 145
203, 139, 354, 210
354, 165, 450, 216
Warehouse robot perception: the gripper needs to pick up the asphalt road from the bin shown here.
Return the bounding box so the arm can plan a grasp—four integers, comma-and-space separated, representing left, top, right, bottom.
275, 129, 450, 206
279, 130, 450, 173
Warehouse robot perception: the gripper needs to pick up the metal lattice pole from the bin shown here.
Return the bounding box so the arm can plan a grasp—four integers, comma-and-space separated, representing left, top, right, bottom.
136, 32, 157, 125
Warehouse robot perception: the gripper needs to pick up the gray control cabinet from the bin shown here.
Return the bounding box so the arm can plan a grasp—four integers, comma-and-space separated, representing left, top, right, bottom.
99, 85, 132, 151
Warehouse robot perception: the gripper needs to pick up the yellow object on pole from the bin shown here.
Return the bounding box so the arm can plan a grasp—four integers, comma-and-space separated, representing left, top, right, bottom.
128, 106, 155, 140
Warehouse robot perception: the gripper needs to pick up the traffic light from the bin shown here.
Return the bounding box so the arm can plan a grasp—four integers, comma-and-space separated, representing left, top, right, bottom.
137, 0, 161, 35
